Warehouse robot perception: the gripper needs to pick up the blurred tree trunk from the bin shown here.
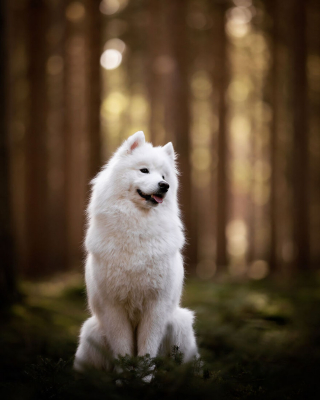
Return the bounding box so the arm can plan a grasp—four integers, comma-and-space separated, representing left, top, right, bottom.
146, 0, 161, 145
0, 0, 16, 303
213, 3, 228, 270
25, 0, 49, 275
64, 0, 101, 270
146, 0, 168, 146
164, 0, 197, 271
86, 0, 102, 179
64, 1, 88, 270
269, 0, 280, 273
292, 0, 310, 269
308, 0, 320, 267
46, 0, 67, 273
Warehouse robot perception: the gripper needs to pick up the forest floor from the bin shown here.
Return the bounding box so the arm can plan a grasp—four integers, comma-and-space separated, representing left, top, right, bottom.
1, 273, 320, 400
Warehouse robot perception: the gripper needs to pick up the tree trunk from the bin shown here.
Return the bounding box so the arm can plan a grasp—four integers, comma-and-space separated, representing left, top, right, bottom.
146, 0, 163, 145
46, 0, 67, 273
25, 0, 49, 276
86, 0, 102, 179
64, 0, 101, 270
0, 0, 16, 303
64, 0, 88, 270
164, 0, 196, 271
269, 0, 280, 273
292, 0, 310, 270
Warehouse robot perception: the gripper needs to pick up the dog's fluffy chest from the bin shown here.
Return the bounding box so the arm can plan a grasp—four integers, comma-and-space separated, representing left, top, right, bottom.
100, 237, 171, 319
105, 261, 168, 320
87, 210, 181, 313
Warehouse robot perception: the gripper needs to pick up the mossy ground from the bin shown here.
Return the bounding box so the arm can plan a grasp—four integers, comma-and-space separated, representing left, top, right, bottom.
1, 273, 320, 399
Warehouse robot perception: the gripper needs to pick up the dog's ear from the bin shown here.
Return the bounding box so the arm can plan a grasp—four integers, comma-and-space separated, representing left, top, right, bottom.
126, 131, 145, 153
163, 142, 175, 160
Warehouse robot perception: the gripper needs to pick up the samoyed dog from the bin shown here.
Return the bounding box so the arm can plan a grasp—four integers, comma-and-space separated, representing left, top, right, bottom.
74, 131, 198, 372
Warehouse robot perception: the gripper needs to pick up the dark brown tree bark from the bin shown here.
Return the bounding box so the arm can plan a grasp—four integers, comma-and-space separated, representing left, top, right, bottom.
146, 0, 163, 145
64, 0, 101, 270
292, 0, 310, 269
0, 0, 17, 303
46, 0, 67, 273
164, 0, 197, 271
64, 0, 89, 270
86, 0, 102, 179
25, 0, 49, 276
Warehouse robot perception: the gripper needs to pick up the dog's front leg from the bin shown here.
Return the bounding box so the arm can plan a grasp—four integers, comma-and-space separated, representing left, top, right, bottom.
137, 301, 168, 358
97, 302, 134, 358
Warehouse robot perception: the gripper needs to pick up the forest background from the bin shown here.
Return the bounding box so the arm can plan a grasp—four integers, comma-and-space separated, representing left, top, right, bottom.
1, 0, 320, 399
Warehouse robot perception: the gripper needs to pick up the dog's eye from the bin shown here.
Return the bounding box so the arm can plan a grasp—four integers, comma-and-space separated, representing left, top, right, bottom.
140, 168, 149, 174
162, 175, 165, 179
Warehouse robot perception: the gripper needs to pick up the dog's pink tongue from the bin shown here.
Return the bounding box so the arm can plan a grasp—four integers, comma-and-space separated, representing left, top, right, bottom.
152, 195, 163, 203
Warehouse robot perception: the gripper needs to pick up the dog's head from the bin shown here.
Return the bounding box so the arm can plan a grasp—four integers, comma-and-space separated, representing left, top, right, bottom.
109, 131, 179, 209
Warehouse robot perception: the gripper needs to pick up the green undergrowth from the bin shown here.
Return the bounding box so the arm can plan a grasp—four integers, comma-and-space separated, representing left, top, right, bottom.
1, 273, 320, 399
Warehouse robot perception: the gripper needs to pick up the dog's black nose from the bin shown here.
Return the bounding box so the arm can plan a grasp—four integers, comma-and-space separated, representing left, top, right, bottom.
158, 181, 169, 192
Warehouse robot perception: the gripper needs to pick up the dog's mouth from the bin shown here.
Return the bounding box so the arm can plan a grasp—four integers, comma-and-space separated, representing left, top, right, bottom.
137, 189, 164, 204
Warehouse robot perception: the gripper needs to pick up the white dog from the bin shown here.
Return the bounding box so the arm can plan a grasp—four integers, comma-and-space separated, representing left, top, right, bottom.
74, 131, 198, 372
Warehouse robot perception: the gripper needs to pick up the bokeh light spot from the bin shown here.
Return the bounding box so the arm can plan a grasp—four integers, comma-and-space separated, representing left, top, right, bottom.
100, 0, 118, 15
100, 0, 128, 15
66, 2, 85, 22
227, 6, 252, 24
227, 219, 248, 257
226, 6, 253, 38
228, 80, 250, 102
100, 49, 122, 70
101, 92, 128, 116
231, 115, 251, 141
226, 21, 249, 38
104, 38, 126, 53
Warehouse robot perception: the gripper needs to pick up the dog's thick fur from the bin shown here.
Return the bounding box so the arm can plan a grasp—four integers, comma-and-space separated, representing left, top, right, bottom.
74, 131, 198, 371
